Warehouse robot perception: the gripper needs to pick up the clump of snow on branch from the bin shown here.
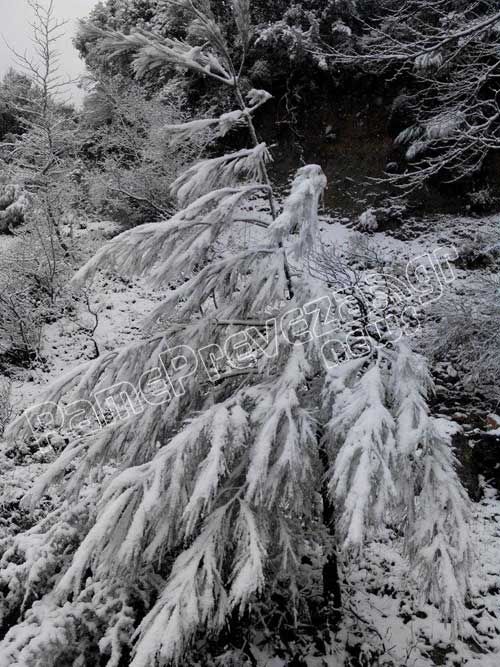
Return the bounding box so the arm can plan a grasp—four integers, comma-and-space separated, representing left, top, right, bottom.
270, 164, 327, 256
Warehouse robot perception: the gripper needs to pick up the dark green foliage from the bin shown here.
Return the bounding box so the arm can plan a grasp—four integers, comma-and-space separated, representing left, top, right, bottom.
0, 70, 42, 142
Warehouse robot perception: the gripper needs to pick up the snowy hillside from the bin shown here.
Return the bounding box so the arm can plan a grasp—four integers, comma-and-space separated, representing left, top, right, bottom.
0, 1, 499, 666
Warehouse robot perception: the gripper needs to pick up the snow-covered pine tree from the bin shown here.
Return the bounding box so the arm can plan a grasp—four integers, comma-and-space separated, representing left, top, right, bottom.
391, 343, 472, 631
2, 1, 472, 665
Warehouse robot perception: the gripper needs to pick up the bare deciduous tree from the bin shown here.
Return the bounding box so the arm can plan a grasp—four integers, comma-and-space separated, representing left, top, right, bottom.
3, 0, 79, 291
0, 379, 13, 438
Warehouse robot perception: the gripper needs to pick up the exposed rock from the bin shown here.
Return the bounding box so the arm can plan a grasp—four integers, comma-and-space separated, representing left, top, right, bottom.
486, 414, 500, 430
470, 431, 500, 494
452, 430, 482, 501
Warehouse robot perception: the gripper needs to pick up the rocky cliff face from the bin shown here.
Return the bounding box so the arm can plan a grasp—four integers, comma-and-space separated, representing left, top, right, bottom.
255, 82, 500, 217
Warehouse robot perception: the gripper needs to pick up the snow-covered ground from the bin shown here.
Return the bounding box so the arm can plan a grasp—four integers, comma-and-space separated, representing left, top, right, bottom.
342, 484, 500, 666
0, 211, 499, 666
5, 211, 498, 415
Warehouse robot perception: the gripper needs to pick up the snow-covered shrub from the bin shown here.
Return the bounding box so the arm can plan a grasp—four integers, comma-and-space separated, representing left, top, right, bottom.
0, 213, 72, 365
456, 233, 500, 270
342, 232, 380, 270
467, 187, 495, 214
357, 201, 407, 233
0, 260, 45, 367
0, 184, 29, 233
430, 272, 500, 403
357, 207, 378, 231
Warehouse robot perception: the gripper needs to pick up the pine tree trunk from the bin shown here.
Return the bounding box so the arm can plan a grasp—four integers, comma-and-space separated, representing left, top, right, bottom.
318, 431, 342, 626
